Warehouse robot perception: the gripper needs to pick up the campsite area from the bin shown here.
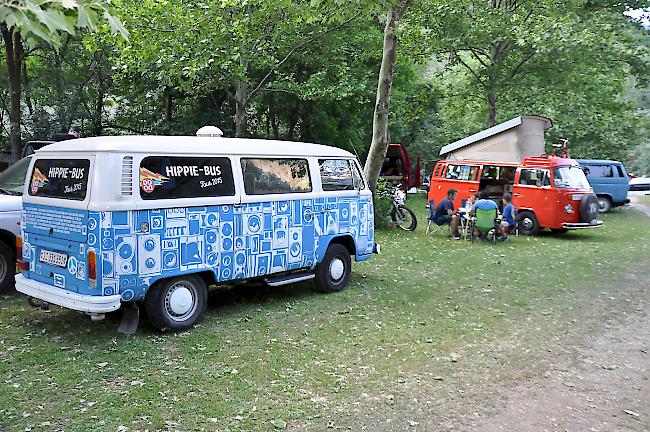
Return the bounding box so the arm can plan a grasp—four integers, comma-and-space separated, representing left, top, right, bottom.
1, 198, 648, 431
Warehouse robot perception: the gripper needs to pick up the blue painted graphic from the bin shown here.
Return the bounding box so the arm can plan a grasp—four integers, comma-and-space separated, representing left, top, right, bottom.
23, 196, 374, 302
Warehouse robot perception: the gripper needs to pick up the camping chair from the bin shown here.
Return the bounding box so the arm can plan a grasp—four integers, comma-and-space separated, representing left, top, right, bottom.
426, 200, 451, 236
470, 208, 499, 243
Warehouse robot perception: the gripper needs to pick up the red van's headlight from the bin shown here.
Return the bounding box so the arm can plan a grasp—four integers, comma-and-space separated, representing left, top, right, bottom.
565, 204, 574, 214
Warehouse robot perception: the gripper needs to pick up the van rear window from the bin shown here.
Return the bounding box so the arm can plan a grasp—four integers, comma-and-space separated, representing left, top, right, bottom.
140, 156, 235, 199
28, 159, 90, 200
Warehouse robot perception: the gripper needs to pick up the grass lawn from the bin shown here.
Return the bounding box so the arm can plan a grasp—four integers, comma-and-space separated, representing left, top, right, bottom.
639, 194, 650, 205
1, 195, 649, 431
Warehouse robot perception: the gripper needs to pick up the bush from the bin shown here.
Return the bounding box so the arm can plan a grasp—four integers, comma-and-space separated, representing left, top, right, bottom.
373, 179, 394, 229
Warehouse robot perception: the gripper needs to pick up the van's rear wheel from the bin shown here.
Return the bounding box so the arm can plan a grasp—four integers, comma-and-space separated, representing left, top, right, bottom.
145, 275, 207, 332
315, 243, 351, 293
0, 242, 15, 295
518, 211, 540, 236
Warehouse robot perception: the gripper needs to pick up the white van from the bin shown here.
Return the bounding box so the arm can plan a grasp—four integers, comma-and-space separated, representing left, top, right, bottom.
16, 134, 376, 331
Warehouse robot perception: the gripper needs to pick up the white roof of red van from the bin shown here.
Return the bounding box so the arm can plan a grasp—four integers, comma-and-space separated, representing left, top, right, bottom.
35, 136, 355, 158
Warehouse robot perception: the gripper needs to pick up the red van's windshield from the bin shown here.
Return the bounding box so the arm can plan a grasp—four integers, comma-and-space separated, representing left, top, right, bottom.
553, 166, 590, 189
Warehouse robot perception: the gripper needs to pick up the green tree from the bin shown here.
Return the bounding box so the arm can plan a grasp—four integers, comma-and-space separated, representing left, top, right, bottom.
0, 0, 127, 160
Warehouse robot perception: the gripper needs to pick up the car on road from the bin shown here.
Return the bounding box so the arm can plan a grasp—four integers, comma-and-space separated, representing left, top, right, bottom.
629, 176, 650, 196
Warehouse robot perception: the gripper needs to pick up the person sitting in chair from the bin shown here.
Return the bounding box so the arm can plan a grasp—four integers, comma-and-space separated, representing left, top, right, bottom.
470, 190, 507, 240
433, 189, 461, 239
501, 193, 517, 234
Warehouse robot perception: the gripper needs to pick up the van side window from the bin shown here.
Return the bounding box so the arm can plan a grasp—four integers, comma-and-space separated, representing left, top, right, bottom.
616, 165, 625, 177
241, 158, 311, 195
519, 169, 550, 187
319, 159, 354, 191
584, 164, 614, 178
433, 164, 443, 177
140, 156, 235, 199
445, 164, 477, 181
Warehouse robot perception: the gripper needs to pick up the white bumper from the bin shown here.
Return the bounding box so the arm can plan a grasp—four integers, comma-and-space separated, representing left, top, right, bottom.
15, 274, 121, 314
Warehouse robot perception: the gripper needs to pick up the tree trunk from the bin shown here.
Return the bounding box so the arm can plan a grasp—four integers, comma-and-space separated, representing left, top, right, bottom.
270, 107, 279, 138
364, 6, 405, 191
1, 25, 22, 162
487, 91, 497, 128
234, 79, 248, 137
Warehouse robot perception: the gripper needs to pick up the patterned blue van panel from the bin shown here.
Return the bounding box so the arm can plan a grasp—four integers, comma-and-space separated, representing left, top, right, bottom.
22, 205, 90, 293
83, 197, 373, 302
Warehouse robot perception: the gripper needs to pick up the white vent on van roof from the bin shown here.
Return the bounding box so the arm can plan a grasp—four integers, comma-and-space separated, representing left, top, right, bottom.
121, 156, 134, 196
196, 125, 223, 137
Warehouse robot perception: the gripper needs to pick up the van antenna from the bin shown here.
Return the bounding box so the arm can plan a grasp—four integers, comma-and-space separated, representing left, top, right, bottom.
348, 139, 361, 164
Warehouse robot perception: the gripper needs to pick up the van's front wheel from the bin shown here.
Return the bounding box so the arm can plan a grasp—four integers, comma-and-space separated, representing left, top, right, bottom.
315, 243, 351, 293
145, 275, 207, 332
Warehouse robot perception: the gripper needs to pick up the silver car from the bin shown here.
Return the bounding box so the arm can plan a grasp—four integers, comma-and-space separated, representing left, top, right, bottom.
0, 157, 31, 294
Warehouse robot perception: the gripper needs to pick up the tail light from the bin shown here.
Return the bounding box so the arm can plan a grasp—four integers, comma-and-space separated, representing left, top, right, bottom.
88, 249, 97, 288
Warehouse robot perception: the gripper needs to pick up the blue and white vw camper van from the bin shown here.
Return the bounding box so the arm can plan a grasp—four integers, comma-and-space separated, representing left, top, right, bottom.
15, 133, 376, 331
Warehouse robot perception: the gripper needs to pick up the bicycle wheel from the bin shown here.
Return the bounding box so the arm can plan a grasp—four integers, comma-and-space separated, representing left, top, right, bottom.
392, 205, 417, 231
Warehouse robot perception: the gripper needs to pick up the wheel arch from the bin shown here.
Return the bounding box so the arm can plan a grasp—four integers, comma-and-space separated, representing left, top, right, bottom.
323, 235, 357, 261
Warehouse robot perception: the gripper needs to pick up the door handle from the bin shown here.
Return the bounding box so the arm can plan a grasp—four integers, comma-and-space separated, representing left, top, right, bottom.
469, 189, 477, 192
514, 193, 521, 197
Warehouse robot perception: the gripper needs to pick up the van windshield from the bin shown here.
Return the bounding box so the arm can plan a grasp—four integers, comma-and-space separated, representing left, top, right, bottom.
28, 159, 90, 200
0, 156, 31, 195
553, 166, 590, 189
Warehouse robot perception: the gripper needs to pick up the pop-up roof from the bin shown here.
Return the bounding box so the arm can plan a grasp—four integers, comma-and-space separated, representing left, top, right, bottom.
440, 116, 553, 163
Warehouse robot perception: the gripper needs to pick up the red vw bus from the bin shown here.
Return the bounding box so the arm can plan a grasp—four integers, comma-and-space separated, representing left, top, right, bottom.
428, 155, 602, 235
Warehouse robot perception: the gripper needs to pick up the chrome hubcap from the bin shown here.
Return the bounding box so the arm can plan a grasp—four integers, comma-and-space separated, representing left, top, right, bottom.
165, 283, 197, 321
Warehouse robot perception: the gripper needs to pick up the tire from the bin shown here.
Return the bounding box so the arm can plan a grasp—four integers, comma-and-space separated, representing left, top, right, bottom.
315, 243, 352, 293
145, 275, 207, 332
579, 194, 599, 223
0, 241, 15, 295
518, 211, 540, 236
596, 196, 612, 213
391, 205, 417, 231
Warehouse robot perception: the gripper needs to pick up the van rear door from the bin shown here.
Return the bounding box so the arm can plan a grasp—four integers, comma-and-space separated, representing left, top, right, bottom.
22, 157, 94, 295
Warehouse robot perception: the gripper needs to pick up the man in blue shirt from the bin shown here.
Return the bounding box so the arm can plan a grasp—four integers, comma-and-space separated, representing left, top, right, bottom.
501, 193, 517, 234
433, 189, 461, 239
470, 190, 507, 240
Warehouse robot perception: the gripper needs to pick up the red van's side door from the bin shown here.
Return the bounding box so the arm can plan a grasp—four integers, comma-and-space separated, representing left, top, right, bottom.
513, 167, 553, 228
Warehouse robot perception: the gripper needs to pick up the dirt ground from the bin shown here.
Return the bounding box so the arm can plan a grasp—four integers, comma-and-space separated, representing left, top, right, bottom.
348, 206, 649, 432
466, 202, 650, 432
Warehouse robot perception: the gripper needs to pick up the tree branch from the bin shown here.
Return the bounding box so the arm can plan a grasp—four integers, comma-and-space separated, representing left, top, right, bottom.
247, 12, 361, 102
510, 50, 536, 78
453, 50, 487, 89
